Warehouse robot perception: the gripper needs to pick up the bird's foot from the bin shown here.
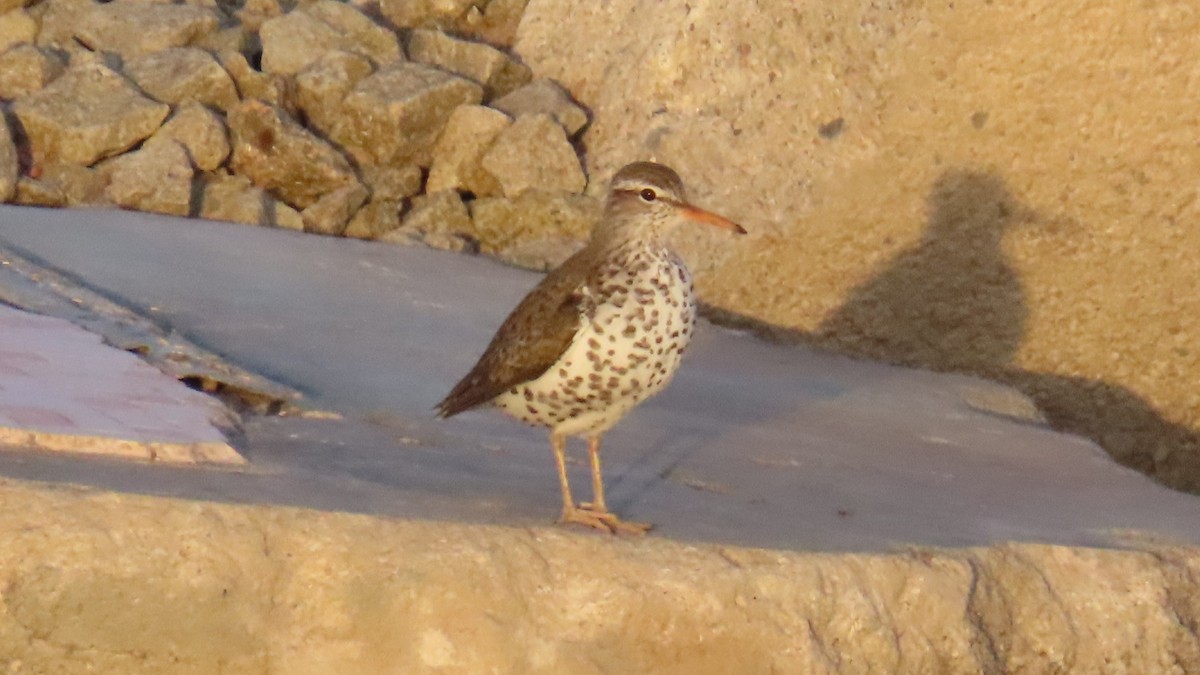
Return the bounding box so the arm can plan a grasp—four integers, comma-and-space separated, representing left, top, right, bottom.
559, 504, 652, 536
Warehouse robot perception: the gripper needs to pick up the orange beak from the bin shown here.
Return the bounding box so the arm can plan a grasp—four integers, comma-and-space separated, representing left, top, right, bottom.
678, 203, 747, 234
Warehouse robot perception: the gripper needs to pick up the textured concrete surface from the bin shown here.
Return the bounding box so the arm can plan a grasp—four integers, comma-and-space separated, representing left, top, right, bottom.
0, 303, 239, 463
515, 0, 1200, 494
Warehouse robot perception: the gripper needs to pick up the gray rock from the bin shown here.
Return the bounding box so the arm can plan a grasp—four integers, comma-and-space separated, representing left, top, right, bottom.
455, 0, 528, 48
479, 113, 586, 197
468, 188, 599, 255
218, 51, 294, 112
332, 61, 482, 168
406, 28, 531, 100
0, 7, 36, 54
360, 163, 422, 201
12, 62, 170, 166
301, 181, 369, 236
259, 0, 402, 76
426, 103, 509, 197
378, 0, 475, 29
490, 78, 588, 136
227, 99, 355, 209
0, 115, 16, 201
103, 139, 195, 216
293, 50, 374, 138
0, 44, 65, 101
145, 102, 230, 172
343, 198, 401, 240
122, 47, 239, 111
75, 3, 220, 58
380, 189, 474, 251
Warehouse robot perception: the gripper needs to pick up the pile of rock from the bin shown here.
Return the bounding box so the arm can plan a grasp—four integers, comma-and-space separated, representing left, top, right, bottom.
0, 0, 598, 269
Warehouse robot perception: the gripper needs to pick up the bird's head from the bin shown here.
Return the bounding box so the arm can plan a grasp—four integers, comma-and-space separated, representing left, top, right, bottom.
596, 161, 746, 245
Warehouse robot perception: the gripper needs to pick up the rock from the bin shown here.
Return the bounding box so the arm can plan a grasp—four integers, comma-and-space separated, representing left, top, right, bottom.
122, 47, 239, 111
193, 24, 254, 55
343, 198, 400, 239
456, 0, 528, 47
406, 28, 531, 100
11, 175, 65, 205
378, 0, 475, 29
103, 140, 194, 216
0, 44, 65, 100
426, 104, 509, 197
227, 99, 355, 209
74, 3, 220, 57
0, 115, 16, 201
360, 163, 422, 201
495, 233, 586, 271
36, 162, 109, 205
234, 0, 284, 31
32, 0, 92, 55
468, 188, 599, 255
490, 78, 588, 136
333, 61, 483, 168
380, 189, 474, 251
0, 0, 32, 15
12, 62, 170, 166
0, 8, 36, 54
301, 181, 369, 236
293, 50, 374, 138
197, 171, 303, 229
479, 113, 586, 197
145, 102, 230, 172
218, 51, 294, 112
259, 0, 402, 76
270, 199, 305, 230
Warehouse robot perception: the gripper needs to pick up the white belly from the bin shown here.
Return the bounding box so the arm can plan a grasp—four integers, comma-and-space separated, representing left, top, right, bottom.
494, 252, 696, 437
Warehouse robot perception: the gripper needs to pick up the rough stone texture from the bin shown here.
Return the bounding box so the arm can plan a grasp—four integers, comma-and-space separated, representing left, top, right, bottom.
426, 103, 510, 197
32, 0, 92, 55
35, 162, 108, 206
456, 0, 528, 47
218, 51, 294, 112
490, 78, 588, 136
480, 113, 586, 197
406, 28, 531, 100
0, 0, 32, 15
259, 0, 402, 76
74, 2, 220, 57
360, 163, 422, 201
122, 47, 239, 111
0, 116, 15, 201
0, 480, 1195, 673
293, 49, 375, 138
0, 7, 36, 53
0, 44, 64, 100
11, 176, 64, 206
378, 0, 475, 29
301, 181, 369, 235
227, 99, 356, 209
103, 140, 194, 216
235, 0, 284, 31
198, 171, 303, 230
469, 188, 598, 258
516, 0, 1200, 493
332, 61, 483, 167
380, 188, 473, 251
144, 102, 230, 172
12, 62, 170, 167
193, 23, 254, 55
343, 197, 401, 240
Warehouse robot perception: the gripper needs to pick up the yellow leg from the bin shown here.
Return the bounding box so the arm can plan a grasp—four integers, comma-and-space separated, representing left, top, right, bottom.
574, 435, 652, 536
550, 432, 575, 517
588, 435, 607, 513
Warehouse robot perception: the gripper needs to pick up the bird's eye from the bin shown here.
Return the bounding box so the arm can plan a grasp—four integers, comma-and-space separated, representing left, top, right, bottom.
639, 188, 657, 202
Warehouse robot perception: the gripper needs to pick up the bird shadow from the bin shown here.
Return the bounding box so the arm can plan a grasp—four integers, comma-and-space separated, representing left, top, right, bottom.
704, 168, 1200, 495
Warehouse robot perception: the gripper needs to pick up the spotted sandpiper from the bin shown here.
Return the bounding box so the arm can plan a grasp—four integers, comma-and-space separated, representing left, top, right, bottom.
437, 161, 746, 534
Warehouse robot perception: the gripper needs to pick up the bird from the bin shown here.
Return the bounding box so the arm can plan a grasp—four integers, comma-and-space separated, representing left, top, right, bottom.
436, 161, 746, 534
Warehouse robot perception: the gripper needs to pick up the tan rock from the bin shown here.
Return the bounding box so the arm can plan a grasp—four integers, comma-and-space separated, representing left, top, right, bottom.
103, 140, 194, 216
32, 0, 92, 55
192, 24, 254, 55
227, 99, 355, 209
360, 163, 422, 201
198, 172, 270, 226
427, 103, 509, 197
122, 47, 239, 111
218, 51, 293, 112
259, 0, 401, 76
74, 3, 220, 57
270, 199, 305, 230
145, 102, 230, 172
343, 198, 401, 239
234, 0, 284, 31
380, 189, 474, 251
407, 28, 531, 100
11, 176, 65, 205
37, 162, 109, 205
301, 181, 369, 235
378, 0, 475, 29
0, 44, 65, 100
490, 78, 587, 136
469, 188, 598, 255
0, 0, 32, 16
456, 0, 528, 47
293, 50, 374, 137
0, 115, 16, 202
12, 62, 169, 166
332, 61, 483, 167
0, 7, 36, 53
480, 113, 586, 197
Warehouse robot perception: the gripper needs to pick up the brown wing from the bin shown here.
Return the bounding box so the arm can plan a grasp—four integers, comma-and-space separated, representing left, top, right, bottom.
435, 249, 597, 417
